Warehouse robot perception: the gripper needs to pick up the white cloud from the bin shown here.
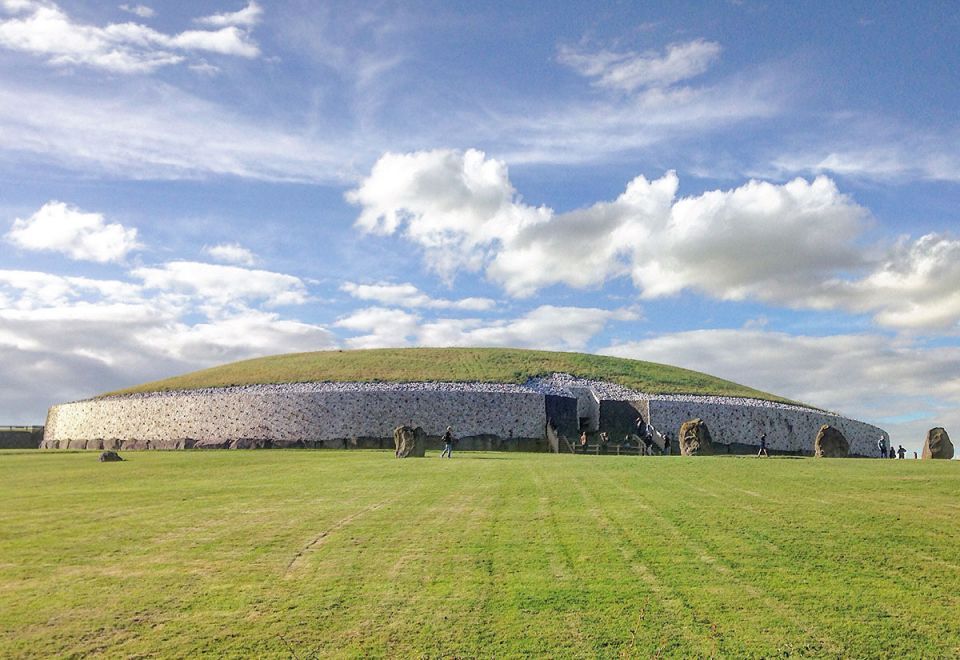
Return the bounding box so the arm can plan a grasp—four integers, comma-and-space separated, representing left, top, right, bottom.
347, 149, 548, 280
194, 1, 262, 28
132, 261, 308, 307
602, 329, 960, 454
205, 243, 257, 266
6, 201, 141, 263
336, 304, 637, 352
0, 267, 335, 423
119, 4, 155, 19
0, 269, 144, 309
350, 148, 960, 333
558, 39, 722, 91
810, 233, 960, 331
349, 149, 867, 298
0, 81, 352, 182
0, 1, 259, 73
341, 281, 495, 311
140, 310, 336, 363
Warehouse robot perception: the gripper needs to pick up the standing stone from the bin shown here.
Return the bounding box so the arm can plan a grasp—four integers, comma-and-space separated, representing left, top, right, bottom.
814, 425, 849, 458
922, 427, 954, 460
99, 450, 123, 462
393, 425, 427, 458
678, 418, 714, 456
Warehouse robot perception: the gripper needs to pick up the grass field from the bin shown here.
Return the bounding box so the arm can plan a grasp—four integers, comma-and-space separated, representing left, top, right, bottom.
1, 451, 957, 658
104, 347, 797, 405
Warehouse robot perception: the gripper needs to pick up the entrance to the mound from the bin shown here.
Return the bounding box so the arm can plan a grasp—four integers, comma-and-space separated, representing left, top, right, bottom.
569, 387, 599, 432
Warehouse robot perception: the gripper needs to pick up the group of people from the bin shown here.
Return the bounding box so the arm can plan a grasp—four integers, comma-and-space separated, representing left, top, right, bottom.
878, 436, 910, 459
576, 417, 672, 455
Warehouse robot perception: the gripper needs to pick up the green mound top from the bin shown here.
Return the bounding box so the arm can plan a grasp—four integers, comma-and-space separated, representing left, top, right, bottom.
103, 347, 798, 404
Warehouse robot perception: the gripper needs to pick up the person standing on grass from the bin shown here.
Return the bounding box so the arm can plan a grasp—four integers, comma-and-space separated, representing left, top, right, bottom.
878, 435, 886, 458
897, 445, 906, 459
642, 433, 654, 456
579, 430, 588, 453
662, 431, 671, 456
757, 432, 769, 457
440, 426, 455, 458
889, 445, 896, 459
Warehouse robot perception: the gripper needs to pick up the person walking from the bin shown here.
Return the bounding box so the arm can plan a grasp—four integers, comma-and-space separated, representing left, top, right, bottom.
897, 445, 906, 459
662, 431, 671, 456
440, 426, 455, 458
757, 432, 769, 457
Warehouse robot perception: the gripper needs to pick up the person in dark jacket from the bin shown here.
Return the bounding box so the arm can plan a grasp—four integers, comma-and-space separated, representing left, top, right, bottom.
440, 426, 455, 458
757, 432, 769, 457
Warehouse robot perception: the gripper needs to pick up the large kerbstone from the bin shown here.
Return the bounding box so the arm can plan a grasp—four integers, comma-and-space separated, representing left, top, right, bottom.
678, 418, 714, 456
814, 424, 849, 458
922, 427, 954, 460
99, 450, 123, 462
393, 425, 427, 458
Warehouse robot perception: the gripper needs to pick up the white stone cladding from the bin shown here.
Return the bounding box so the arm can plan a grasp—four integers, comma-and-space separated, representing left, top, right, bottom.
647, 398, 885, 457
41, 375, 887, 455
43, 388, 547, 448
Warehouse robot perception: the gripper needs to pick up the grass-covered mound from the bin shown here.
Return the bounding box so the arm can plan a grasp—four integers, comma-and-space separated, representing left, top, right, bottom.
104, 347, 794, 403
1, 451, 957, 656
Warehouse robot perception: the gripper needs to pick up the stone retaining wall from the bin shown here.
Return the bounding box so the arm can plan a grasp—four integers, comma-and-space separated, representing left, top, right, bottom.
41, 377, 887, 456
42, 389, 546, 450
647, 399, 884, 457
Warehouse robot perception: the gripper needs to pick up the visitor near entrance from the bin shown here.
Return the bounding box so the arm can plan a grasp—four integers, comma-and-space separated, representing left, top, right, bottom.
878, 435, 886, 458
440, 426, 455, 458
897, 445, 906, 459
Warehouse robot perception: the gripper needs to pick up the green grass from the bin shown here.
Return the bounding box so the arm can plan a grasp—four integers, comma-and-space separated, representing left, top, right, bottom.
103, 347, 798, 404
1, 450, 957, 657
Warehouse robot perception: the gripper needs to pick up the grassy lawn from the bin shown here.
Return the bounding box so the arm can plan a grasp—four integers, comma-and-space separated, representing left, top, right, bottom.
104, 347, 797, 404
1, 450, 957, 658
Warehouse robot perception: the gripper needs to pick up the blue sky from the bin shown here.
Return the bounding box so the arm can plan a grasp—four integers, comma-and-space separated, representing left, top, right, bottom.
1, 1, 959, 453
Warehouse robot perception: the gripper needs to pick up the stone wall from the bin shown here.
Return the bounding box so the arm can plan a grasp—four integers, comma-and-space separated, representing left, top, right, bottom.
40, 376, 887, 456
646, 399, 884, 457
42, 389, 547, 450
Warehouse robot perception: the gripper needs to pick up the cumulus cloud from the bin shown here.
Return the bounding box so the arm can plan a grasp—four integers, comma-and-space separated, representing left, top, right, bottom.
0, 0, 259, 73
0, 266, 335, 423
6, 201, 141, 263
602, 329, 960, 453
347, 149, 548, 280
336, 304, 637, 351
341, 281, 495, 311
349, 148, 866, 298
558, 39, 722, 91
205, 242, 257, 266
350, 148, 960, 332
132, 261, 308, 307
194, 1, 262, 28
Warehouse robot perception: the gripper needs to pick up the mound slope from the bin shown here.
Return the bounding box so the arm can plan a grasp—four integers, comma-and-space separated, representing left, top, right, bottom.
103, 347, 795, 404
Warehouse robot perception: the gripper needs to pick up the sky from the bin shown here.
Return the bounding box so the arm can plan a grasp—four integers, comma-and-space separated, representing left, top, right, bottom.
1, 1, 958, 454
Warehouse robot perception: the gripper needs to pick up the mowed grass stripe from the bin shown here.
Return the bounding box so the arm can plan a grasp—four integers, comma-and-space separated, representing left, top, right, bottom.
1, 451, 958, 657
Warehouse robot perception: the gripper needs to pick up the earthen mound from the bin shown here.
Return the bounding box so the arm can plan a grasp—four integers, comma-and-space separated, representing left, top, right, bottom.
679, 418, 714, 456
393, 425, 427, 458
814, 425, 849, 458
922, 427, 954, 460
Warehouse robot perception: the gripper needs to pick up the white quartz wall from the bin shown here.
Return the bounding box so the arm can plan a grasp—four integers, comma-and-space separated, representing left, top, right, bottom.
43, 389, 547, 447
647, 399, 884, 456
